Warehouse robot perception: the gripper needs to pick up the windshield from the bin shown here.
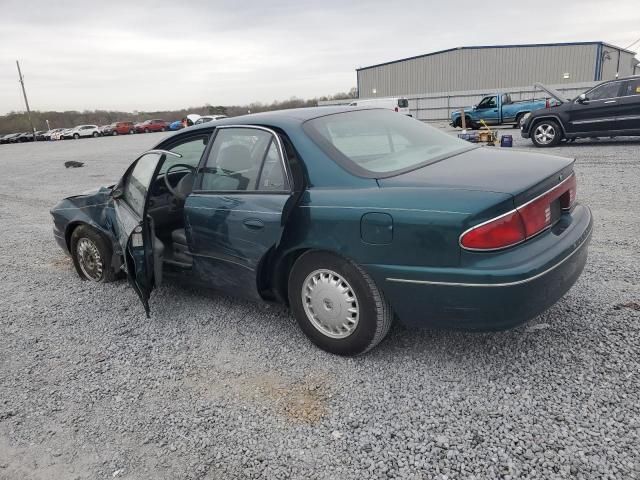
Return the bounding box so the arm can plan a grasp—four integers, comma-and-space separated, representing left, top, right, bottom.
303, 109, 474, 177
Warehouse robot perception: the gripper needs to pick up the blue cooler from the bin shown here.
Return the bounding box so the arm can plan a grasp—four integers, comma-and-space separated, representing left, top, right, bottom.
500, 135, 513, 147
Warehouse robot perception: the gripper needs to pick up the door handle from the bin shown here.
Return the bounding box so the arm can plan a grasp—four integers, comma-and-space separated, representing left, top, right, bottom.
604, 100, 616, 104
243, 218, 265, 230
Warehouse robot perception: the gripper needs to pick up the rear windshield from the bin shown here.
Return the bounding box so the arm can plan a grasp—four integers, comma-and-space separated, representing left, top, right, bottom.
303, 109, 474, 178
397, 98, 409, 108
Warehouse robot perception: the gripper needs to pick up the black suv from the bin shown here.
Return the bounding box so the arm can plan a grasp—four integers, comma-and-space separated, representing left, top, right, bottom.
521, 76, 640, 147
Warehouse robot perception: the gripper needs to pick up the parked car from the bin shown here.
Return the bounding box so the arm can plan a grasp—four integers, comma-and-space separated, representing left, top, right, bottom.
14, 132, 35, 142
43, 128, 61, 140
35, 131, 48, 141
168, 120, 184, 131
194, 115, 228, 125
109, 121, 136, 135
100, 124, 113, 135
70, 125, 101, 139
51, 107, 592, 355
348, 97, 410, 115
135, 119, 169, 133
59, 128, 75, 140
451, 93, 554, 129
521, 76, 640, 147
0, 133, 20, 144
51, 128, 69, 141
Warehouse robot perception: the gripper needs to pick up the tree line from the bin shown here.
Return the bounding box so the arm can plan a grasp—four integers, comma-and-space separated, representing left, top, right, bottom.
0, 88, 357, 134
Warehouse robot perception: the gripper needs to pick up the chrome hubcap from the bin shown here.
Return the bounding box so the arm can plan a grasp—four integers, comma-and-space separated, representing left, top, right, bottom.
302, 269, 359, 339
77, 238, 103, 281
534, 124, 556, 144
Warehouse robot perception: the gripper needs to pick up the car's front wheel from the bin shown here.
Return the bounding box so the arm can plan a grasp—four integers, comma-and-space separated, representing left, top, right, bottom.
73, 133, 80, 140
531, 119, 562, 147
288, 251, 393, 355
112, 130, 118, 136
92, 131, 99, 137
70, 225, 117, 283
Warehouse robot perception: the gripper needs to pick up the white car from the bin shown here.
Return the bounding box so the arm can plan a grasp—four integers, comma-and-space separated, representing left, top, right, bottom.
70, 125, 101, 139
194, 114, 228, 125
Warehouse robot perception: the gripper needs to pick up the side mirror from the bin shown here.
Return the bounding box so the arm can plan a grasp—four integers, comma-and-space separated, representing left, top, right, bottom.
578, 93, 589, 104
111, 188, 124, 199
472, 105, 477, 110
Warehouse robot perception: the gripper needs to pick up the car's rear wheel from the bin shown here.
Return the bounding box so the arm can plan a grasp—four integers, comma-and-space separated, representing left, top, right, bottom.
112, 130, 118, 136
531, 119, 562, 147
73, 133, 80, 140
129, 129, 135, 134
161, 127, 166, 132
288, 251, 393, 356
144, 128, 149, 133
70, 225, 117, 283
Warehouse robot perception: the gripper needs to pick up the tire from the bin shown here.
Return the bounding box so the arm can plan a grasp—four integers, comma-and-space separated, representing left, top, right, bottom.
161, 127, 166, 132
288, 251, 393, 356
92, 131, 99, 137
112, 131, 118, 136
70, 225, 117, 283
530, 119, 562, 147
468, 118, 479, 130
144, 128, 149, 133
73, 133, 80, 140
454, 117, 462, 128
130, 129, 135, 134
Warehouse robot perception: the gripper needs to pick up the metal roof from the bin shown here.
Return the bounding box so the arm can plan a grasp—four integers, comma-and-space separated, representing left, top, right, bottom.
357, 42, 638, 71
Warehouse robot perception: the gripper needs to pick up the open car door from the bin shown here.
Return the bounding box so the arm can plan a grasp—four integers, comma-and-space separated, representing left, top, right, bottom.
110, 149, 181, 315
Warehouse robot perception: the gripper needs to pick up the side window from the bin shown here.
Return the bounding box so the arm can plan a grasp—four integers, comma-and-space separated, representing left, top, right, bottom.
587, 82, 621, 101
621, 78, 640, 97
122, 153, 161, 216
478, 96, 497, 109
258, 140, 288, 191
159, 135, 210, 173
199, 128, 272, 192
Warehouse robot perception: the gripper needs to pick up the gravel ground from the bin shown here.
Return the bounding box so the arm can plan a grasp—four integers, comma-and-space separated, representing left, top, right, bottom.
0, 128, 639, 480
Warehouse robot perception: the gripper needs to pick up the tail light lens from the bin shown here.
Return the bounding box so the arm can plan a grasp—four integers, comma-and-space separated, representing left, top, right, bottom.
461, 173, 577, 251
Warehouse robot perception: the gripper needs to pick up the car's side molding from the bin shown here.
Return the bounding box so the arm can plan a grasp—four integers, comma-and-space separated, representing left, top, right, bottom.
385, 223, 591, 288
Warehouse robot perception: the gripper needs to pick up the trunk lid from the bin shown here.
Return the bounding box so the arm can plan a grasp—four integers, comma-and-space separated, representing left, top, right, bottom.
378, 146, 575, 206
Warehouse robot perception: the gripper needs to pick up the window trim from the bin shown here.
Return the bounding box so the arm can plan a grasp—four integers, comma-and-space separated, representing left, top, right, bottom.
193, 125, 292, 195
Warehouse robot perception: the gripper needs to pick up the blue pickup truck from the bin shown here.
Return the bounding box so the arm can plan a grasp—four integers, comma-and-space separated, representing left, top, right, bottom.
451, 93, 549, 129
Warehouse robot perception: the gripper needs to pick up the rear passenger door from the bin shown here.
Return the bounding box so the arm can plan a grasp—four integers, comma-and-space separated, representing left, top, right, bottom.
185, 126, 293, 299
617, 78, 640, 133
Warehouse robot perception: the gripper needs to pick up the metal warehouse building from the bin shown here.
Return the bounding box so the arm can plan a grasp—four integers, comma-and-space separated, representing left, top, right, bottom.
357, 42, 639, 98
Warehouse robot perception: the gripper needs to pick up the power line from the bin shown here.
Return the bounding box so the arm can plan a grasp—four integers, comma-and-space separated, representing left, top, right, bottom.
623, 36, 640, 50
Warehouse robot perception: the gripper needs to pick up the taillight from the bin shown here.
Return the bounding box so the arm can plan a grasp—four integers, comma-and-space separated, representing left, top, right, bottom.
461, 173, 577, 251
460, 210, 526, 250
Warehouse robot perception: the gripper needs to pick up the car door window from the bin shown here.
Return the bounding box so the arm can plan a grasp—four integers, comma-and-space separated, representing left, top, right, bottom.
122, 153, 161, 216
258, 139, 288, 191
587, 82, 621, 101
159, 134, 210, 173
621, 78, 640, 97
478, 96, 496, 109
200, 128, 272, 191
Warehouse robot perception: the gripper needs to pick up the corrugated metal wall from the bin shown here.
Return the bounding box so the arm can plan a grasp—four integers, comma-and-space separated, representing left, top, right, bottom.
358, 44, 601, 98
600, 49, 638, 79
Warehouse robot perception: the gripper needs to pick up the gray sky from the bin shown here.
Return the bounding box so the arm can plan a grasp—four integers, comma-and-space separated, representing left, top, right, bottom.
1, 0, 639, 114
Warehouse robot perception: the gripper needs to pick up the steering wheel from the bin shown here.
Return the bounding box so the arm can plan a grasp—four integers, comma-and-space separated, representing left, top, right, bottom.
163, 163, 197, 201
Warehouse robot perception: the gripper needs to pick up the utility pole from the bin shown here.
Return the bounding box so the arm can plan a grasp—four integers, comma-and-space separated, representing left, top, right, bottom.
16, 60, 36, 140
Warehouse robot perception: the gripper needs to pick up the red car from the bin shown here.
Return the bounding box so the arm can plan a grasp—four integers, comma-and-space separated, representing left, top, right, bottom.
110, 121, 136, 135
135, 119, 169, 133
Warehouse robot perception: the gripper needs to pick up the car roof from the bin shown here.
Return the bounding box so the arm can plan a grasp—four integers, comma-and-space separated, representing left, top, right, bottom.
186, 106, 374, 132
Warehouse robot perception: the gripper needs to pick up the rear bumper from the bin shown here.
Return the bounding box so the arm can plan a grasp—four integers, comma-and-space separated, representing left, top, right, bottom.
365, 205, 592, 330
